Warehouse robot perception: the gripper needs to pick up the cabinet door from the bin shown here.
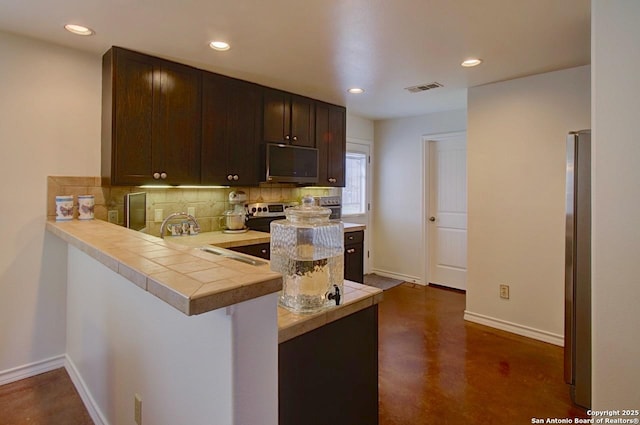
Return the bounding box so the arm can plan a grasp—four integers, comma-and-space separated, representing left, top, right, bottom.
109, 48, 155, 185
226, 79, 262, 185
201, 73, 229, 184
229, 243, 270, 260
263, 89, 315, 147
105, 47, 201, 186
202, 74, 261, 185
279, 306, 378, 425
263, 88, 289, 143
289, 94, 315, 147
316, 102, 346, 186
153, 60, 202, 185
344, 231, 364, 283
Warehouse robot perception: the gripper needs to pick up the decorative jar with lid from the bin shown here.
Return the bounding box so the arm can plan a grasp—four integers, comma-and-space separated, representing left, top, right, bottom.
270, 196, 344, 313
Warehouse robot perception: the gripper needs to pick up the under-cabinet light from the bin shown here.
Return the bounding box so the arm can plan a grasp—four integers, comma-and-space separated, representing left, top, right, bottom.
139, 185, 231, 189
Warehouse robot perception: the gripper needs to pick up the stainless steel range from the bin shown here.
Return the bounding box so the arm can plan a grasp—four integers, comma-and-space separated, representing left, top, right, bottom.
312, 195, 342, 220
245, 202, 298, 233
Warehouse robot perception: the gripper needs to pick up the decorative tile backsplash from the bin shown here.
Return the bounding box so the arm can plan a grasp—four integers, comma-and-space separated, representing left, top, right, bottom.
47, 176, 340, 236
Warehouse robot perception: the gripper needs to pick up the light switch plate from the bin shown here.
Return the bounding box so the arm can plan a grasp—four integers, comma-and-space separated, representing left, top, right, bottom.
187, 207, 196, 217
154, 209, 163, 223
499, 284, 510, 299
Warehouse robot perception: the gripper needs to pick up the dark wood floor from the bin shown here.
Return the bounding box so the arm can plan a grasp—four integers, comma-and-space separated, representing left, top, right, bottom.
0, 367, 93, 424
379, 283, 588, 424
0, 283, 587, 425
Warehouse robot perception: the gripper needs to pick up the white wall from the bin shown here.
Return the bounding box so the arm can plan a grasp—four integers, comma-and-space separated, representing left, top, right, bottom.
66, 245, 278, 425
0, 31, 101, 375
466, 66, 590, 344
373, 110, 467, 282
591, 0, 640, 409
346, 113, 374, 141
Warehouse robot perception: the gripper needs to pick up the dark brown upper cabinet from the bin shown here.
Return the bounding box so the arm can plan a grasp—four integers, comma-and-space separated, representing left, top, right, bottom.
102, 47, 202, 186
201, 73, 262, 186
316, 101, 346, 187
263, 88, 315, 147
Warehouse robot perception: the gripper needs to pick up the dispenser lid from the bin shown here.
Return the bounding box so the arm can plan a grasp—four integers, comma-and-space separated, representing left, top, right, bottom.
285, 195, 331, 222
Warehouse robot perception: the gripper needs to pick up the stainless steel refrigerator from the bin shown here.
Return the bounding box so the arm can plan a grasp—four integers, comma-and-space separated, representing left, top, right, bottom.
564, 129, 591, 409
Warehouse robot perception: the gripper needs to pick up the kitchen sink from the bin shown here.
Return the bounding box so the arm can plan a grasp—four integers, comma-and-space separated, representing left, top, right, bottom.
199, 246, 268, 267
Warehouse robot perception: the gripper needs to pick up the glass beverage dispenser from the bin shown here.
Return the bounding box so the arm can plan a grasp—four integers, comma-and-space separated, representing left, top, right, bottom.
270, 196, 344, 313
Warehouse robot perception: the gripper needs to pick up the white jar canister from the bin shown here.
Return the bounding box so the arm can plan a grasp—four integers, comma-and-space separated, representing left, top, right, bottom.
78, 195, 95, 220
55, 195, 74, 221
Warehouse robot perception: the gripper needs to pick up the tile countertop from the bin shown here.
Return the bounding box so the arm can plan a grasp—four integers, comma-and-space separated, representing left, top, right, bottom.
46, 219, 282, 316
277, 281, 382, 343
165, 221, 380, 343
162, 221, 366, 249
47, 219, 380, 342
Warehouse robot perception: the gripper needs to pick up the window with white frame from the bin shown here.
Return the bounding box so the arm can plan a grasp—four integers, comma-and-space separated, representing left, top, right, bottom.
342, 152, 367, 215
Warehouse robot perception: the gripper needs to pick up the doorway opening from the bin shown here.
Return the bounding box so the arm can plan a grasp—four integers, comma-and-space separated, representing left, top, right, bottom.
345, 139, 373, 274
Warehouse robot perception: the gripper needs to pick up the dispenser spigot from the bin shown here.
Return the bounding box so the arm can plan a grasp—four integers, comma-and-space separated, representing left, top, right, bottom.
327, 285, 341, 306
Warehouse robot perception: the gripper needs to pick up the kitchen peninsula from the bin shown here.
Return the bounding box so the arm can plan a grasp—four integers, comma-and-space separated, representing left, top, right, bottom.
47, 217, 380, 425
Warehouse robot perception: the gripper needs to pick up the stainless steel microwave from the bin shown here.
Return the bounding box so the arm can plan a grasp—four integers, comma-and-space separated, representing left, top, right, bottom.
265, 143, 319, 184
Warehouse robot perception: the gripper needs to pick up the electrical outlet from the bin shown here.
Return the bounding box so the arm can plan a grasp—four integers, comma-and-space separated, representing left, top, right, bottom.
134, 394, 142, 425
187, 206, 196, 217
108, 210, 118, 224
499, 284, 510, 300
154, 209, 163, 223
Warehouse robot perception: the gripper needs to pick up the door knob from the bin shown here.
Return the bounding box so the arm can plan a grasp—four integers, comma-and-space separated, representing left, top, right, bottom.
429, 216, 436, 222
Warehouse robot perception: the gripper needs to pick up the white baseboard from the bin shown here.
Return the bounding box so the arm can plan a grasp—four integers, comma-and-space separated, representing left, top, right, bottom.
65, 355, 109, 425
371, 268, 424, 285
0, 355, 65, 386
464, 310, 564, 347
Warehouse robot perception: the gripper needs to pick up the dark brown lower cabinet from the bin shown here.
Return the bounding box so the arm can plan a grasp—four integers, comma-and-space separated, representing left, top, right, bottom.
228, 243, 270, 260
279, 306, 379, 425
344, 230, 364, 283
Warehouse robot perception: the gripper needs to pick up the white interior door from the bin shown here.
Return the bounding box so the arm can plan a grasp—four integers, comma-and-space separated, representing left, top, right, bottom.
428, 134, 467, 290
344, 140, 372, 274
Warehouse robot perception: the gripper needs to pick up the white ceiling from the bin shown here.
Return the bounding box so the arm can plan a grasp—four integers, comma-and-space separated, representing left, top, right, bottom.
0, 0, 590, 120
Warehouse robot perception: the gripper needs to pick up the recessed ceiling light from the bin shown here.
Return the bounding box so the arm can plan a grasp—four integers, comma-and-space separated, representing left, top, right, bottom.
347, 88, 365, 94
209, 41, 230, 51
461, 58, 483, 67
64, 24, 95, 36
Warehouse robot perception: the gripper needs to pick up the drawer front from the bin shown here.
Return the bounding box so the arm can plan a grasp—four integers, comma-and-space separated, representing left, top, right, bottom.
229, 243, 270, 260
344, 230, 364, 245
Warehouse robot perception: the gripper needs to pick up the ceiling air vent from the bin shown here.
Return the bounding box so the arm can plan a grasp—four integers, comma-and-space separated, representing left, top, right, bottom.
404, 82, 443, 93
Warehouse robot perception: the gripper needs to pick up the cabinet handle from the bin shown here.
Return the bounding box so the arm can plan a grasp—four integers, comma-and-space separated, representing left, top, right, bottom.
160, 172, 167, 180
348, 235, 354, 240
233, 175, 239, 181
292, 136, 298, 141
227, 175, 233, 181
347, 248, 356, 254
153, 172, 160, 179
328, 178, 336, 183
285, 135, 290, 140
261, 249, 267, 254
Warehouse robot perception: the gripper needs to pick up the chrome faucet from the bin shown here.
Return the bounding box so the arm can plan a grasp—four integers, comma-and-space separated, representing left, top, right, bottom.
159, 212, 201, 238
